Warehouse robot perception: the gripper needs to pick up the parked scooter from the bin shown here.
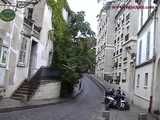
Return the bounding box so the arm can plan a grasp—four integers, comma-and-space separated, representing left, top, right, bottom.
104, 88, 130, 111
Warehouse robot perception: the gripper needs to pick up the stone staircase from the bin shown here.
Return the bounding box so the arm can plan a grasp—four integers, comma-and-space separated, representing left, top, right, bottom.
11, 67, 61, 102
11, 80, 40, 101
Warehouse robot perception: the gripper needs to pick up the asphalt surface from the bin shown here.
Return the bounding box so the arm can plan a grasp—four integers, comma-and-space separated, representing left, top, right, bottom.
0, 75, 104, 120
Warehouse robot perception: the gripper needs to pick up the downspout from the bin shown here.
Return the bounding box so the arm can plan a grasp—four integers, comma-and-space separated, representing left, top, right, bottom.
149, 6, 158, 113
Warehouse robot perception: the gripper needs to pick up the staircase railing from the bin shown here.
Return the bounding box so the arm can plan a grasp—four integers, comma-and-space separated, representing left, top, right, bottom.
27, 67, 43, 101
26, 66, 61, 101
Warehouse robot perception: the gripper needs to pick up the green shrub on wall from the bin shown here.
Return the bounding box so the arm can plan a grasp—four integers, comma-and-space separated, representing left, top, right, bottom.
48, 0, 96, 97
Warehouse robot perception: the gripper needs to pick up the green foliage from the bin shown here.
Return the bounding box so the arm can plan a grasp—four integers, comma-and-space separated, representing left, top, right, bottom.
48, 0, 96, 97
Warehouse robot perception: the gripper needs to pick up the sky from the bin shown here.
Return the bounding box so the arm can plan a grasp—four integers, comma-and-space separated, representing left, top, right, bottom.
68, 0, 103, 34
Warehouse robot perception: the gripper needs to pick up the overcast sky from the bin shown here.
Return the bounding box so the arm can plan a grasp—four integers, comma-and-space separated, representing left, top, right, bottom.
68, 0, 103, 34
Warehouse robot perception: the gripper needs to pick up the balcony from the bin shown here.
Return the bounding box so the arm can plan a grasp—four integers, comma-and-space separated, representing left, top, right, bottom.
23, 16, 41, 39
114, 62, 118, 68
24, 17, 34, 28
32, 25, 41, 39
123, 57, 127, 61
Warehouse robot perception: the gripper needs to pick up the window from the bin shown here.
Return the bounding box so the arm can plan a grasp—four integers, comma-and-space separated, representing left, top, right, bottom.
138, 40, 142, 64
122, 69, 127, 83
116, 50, 119, 55
146, 32, 150, 60
27, 8, 33, 20
140, 9, 143, 27
114, 40, 116, 44
127, 26, 129, 33
18, 37, 27, 66
120, 48, 122, 53
125, 34, 129, 41
115, 27, 117, 32
136, 74, 140, 88
144, 73, 148, 88
121, 34, 123, 39
126, 13, 130, 24
117, 37, 120, 41
126, 13, 130, 20
113, 52, 115, 56
0, 38, 8, 67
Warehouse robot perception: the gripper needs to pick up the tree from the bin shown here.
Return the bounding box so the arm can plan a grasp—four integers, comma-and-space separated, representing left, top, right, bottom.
48, 0, 96, 97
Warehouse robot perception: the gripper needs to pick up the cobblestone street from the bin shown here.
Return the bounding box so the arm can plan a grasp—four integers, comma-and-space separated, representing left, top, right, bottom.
0, 75, 103, 120
0, 75, 156, 120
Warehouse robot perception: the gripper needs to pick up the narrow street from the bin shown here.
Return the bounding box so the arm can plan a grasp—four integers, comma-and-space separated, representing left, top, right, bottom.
0, 75, 104, 120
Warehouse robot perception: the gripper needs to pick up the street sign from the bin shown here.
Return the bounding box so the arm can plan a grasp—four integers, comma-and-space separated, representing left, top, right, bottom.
16, 1, 30, 8
0, 9, 16, 22
16, 0, 40, 8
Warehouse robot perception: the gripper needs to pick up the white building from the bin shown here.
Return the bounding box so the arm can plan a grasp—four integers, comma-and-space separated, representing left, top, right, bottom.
96, 0, 138, 103
95, 1, 116, 83
112, 0, 138, 102
0, 0, 54, 99
134, 0, 158, 112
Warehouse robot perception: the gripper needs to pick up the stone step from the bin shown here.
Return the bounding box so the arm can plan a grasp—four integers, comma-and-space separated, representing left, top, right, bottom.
14, 90, 33, 95
11, 95, 24, 101
18, 87, 36, 91
13, 92, 32, 97
12, 93, 27, 98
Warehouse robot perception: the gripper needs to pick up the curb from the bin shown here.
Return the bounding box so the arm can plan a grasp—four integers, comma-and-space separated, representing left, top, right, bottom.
0, 99, 70, 113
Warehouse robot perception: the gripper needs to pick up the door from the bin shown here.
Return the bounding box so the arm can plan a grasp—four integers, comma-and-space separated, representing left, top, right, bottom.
28, 41, 37, 79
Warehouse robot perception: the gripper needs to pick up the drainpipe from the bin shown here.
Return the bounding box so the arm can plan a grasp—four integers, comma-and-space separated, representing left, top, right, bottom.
149, 6, 158, 113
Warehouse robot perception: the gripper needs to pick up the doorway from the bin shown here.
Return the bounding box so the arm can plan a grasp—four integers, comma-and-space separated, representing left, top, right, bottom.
28, 41, 37, 79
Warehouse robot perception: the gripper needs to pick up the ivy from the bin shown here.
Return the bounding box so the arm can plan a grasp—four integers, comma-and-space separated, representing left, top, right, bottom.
48, 0, 96, 97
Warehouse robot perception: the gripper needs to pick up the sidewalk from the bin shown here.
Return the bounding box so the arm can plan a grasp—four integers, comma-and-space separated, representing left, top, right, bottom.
88, 74, 157, 120
0, 81, 83, 113
0, 98, 69, 113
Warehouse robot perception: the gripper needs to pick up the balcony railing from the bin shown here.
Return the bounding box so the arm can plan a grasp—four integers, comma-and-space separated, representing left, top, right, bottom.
23, 17, 41, 39
123, 57, 127, 61
32, 25, 41, 39
33, 25, 41, 33
24, 17, 33, 28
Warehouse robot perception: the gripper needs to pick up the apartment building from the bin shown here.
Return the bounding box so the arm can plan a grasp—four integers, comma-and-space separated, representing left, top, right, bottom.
0, 0, 54, 98
96, 0, 139, 102
134, 0, 160, 112
112, 0, 138, 101
95, 1, 116, 82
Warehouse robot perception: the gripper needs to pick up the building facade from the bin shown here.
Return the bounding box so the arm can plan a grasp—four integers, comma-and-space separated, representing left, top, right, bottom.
112, 0, 138, 101
96, 0, 139, 102
95, 1, 116, 83
0, 0, 53, 98
134, 0, 160, 112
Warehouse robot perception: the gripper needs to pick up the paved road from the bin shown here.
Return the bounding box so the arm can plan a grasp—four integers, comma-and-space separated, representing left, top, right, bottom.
0, 75, 104, 120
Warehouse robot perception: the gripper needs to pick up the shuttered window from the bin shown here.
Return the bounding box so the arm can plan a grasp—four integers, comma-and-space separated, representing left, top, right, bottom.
146, 32, 150, 60
0, 38, 8, 67
138, 40, 142, 64
18, 37, 27, 66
